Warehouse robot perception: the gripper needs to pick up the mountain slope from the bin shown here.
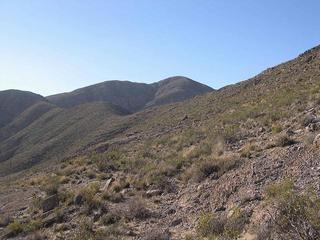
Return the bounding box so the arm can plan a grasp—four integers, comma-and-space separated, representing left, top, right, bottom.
0, 90, 45, 128
47, 76, 213, 112
0, 102, 129, 176
1, 46, 320, 239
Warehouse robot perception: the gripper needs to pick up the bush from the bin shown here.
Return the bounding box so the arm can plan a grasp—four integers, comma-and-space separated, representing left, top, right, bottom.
73, 217, 95, 240
273, 134, 295, 147
78, 182, 102, 211
6, 220, 23, 237
196, 210, 249, 239
265, 180, 320, 239
223, 208, 250, 239
240, 143, 257, 158
126, 198, 150, 220
197, 213, 225, 237
92, 149, 121, 172
25, 219, 42, 233
100, 213, 120, 225
271, 124, 282, 134
41, 175, 60, 196
102, 192, 124, 203
183, 155, 240, 183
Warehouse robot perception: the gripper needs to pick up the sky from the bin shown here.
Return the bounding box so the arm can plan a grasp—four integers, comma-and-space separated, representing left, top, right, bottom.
0, 0, 319, 96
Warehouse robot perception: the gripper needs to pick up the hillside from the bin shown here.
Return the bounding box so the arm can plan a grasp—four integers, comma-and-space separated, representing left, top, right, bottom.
47, 76, 213, 112
0, 77, 212, 177
0, 45, 320, 239
0, 90, 45, 128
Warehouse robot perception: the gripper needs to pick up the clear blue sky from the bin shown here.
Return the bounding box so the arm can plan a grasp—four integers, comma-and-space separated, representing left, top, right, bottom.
0, 0, 319, 96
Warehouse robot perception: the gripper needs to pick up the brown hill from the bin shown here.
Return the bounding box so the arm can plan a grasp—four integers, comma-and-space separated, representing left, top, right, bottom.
47, 76, 213, 112
0, 90, 45, 128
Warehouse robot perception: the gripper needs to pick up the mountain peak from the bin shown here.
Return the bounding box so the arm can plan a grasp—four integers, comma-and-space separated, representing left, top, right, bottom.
47, 77, 213, 112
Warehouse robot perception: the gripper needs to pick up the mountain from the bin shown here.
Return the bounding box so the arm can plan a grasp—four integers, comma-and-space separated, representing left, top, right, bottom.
0, 76, 212, 176
0, 90, 45, 128
47, 76, 213, 112
1, 46, 320, 239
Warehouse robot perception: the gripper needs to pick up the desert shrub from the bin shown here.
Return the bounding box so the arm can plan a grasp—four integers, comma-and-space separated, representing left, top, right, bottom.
265, 180, 320, 239
273, 134, 295, 147
183, 155, 240, 183
24, 219, 42, 233
223, 208, 250, 239
102, 192, 124, 203
6, 220, 23, 237
126, 198, 150, 220
59, 190, 75, 205
197, 210, 249, 239
92, 149, 121, 172
193, 160, 220, 182
271, 124, 282, 134
110, 179, 130, 193
240, 143, 257, 158
58, 175, 70, 184
100, 213, 120, 226
197, 213, 225, 237
86, 169, 97, 179
40, 175, 60, 195
73, 217, 95, 240
78, 182, 102, 211
188, 143, 212, 159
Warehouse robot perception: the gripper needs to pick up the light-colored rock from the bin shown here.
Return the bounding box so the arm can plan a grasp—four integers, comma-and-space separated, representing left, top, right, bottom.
313, 133, 320, 147
101, 178, 114, 192
145, 189, 163, 198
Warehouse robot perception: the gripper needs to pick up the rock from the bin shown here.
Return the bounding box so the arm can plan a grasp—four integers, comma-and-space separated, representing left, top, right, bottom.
170, 218, 182, 227
74, 194, 83, 205
120, 188, 134, 195
215, 206, 226, 212
313, 134, 320, 147
181, 115, 188, 121
43, 212, 58, 227
42, 194, 59, 213
145, 189, 163, 198
166, 208, 176, 215
93, 209, 103, 222
0, 216, 11, 227
101, 178, 114, 192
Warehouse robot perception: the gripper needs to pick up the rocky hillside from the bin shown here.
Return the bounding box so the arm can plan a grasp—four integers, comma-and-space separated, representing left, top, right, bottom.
0, 90, 45, 128
0, 77, 212, 176
47, 76, 213, 112
0, 45, 320, 240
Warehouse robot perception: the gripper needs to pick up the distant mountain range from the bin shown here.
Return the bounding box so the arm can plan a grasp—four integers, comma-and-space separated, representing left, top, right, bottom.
47, 76, 213, 112
0, 76, 213, 175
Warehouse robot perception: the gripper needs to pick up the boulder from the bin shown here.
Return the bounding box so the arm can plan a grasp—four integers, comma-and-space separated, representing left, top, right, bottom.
170, 218, 182, 227
42, 194, 59, 213
74, 194, 83, 205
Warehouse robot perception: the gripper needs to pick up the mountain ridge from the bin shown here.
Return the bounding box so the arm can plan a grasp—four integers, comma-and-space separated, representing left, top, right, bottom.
46, 76, 213, 112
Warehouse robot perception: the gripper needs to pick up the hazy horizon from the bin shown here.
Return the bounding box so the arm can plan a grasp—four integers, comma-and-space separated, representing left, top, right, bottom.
1, 0, 319, 95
